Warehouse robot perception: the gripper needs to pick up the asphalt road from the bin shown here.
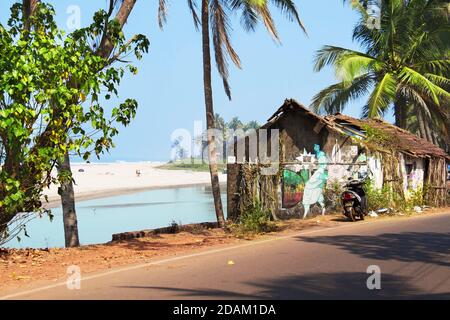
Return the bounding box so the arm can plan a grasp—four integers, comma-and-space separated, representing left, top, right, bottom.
2, 212, 450, 300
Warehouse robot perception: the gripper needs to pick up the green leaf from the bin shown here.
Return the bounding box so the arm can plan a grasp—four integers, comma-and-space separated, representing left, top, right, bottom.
366, 73, 397, 118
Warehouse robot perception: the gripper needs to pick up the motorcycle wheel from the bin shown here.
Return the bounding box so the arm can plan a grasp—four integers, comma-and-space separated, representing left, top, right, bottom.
356, 207, 364, 220
345, 206, 356, 222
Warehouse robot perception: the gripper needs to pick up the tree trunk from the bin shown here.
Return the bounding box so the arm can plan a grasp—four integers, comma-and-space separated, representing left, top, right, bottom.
424, 118, 437, 145
97, 0, 138, 59
56, 0, 138, 247
57, 153, 80, 247
394, 97, 407, 129
0, 211, 11, 241
417, 109, 427, 140
23, 0, 39, 29
394, 103, 403, 128
422, 112, 434, 143
201, 0, 226, 228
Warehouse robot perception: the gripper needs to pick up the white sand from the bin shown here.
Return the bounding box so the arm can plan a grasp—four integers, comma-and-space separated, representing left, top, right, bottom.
43, 162, 227, 207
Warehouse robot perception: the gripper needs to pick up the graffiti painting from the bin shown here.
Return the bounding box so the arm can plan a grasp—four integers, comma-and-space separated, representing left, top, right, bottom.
302, 144, 329, 217
282, 169, 309, 208
282, 145, 330, 212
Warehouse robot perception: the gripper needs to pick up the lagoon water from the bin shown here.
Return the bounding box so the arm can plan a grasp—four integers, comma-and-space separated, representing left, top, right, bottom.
4, 186, 226, 249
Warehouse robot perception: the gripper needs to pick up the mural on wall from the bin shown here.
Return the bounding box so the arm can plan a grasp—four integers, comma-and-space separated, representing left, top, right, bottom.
282, 141, 370, 217
281, 148, 315, 209
282, 169, 308, 208
302, 144, 329, 218
281, 144, 329, 217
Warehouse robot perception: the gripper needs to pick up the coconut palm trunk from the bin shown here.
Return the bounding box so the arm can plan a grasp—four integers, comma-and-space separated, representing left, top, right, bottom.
157, 0, 305, 227
394, 99, 405, 129
57, 153, 80, 247
201, 0, 226, 228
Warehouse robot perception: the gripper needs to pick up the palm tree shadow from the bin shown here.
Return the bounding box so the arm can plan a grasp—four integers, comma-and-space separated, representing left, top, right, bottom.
296, 232, 450, 267
118, 272, 450, 299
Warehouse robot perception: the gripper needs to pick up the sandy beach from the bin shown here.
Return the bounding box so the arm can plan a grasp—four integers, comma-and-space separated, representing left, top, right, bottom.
43, 162, 227, 208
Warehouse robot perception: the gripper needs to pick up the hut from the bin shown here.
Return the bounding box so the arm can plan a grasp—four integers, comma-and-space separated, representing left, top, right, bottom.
227, 99, 449, 221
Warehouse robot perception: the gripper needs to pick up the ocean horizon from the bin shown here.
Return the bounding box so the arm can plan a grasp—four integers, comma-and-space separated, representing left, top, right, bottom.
69, 155, 170, 164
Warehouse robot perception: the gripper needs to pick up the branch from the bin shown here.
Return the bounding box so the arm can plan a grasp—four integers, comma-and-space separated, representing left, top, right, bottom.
96, 0, 138, 59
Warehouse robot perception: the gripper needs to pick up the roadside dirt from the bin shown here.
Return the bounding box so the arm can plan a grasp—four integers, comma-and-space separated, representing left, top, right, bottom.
0, 207, 448, 294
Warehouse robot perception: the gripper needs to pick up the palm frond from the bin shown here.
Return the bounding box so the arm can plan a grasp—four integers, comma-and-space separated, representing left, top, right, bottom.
403, 86, 450, 143
228, 0, 258, 31
413, 59, 450, 75
187, 0, 201, 30
335, 52, 379, 82
158, 0, 168, 29
313, 45, 376, 72
399, 66, 450, 105
310, 73, 374, 115
251, 1, 280, 42
365, 72, 397, 118
423, 73, 450, 88
210, 0, 242, 100
398, 84, 429, 115
269, 0, 306, 34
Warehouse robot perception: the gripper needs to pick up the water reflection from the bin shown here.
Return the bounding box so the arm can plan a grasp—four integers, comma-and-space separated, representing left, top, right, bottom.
4, 185, 226, 249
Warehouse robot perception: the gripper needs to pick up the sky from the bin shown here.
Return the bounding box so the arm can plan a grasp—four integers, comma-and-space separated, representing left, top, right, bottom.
1, 0, 392, 162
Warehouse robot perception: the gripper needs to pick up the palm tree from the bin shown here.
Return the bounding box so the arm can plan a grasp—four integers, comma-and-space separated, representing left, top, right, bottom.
159, 0, 306, 227
311, 0, 449, 145
244, 120, 261, 131
227, 116, 244, 131
214, 113, 228, 141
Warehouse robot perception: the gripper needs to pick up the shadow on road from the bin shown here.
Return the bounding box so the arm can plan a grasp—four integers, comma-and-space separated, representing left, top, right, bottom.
118, 272, 450, 300
296, 232, 450, 267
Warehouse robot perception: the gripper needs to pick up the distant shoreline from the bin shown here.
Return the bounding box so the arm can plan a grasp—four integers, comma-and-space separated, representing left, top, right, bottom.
42, 162, 227, 209
44, 182, 228, 209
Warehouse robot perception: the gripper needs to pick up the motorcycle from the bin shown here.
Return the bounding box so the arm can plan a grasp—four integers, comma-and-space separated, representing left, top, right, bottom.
341, 176, 368, 221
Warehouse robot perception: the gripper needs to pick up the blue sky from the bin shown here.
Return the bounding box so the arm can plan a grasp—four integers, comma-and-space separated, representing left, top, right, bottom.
1, 0, 391, 162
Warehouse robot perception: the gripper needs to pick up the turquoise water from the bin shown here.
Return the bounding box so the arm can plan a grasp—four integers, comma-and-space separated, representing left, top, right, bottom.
4, 186, 226, 249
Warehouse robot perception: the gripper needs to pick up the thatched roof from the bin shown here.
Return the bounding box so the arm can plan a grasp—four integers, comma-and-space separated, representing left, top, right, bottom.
263, 99, 450, 160
264, 99, 324, 127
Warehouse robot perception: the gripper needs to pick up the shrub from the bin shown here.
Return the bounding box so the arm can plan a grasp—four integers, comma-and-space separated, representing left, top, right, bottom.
407, 187, 424, 208
237, 201, 274, 235
365, 179, 427, 213
324, 179, 344, 212
364, 181, 392, 211
168, 220, 180, 234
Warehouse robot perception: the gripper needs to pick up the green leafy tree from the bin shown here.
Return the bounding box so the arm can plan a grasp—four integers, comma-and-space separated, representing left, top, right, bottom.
0, 2, 148, 244
312, 0, 449, 146
158, 0, 306, 228
55, 0, 141, 247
